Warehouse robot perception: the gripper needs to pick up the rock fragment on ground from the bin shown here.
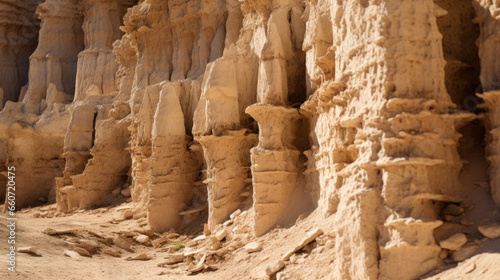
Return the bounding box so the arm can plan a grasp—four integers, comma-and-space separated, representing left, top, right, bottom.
282, 228, 323, 261
452, 245, 479, 262
113, 235, 134, 252
439, 233, 468, 250
64, 250, 81, 259
102, 248, 121, 257
266, 260, 285, 276
72, 246, 92, 257
135, 234, 150, 244
18, 247, 40, 256
126, 253, 152, 261
244, 242, 262, 253
210, 229, 228, 243
478, 223, 500, 239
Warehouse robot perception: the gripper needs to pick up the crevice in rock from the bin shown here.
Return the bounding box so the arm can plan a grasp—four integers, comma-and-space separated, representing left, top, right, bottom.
435, 0, 488, 204
0, 0, 40, 108
90, 111, 97, 148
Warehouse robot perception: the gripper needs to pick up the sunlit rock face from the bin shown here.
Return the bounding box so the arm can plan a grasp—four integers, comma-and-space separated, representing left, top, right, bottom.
0, 1, 496, 279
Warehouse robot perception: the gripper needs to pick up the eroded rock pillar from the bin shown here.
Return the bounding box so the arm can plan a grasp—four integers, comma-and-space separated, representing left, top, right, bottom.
196, 58, 257, 230
23, 0, 83, 102
199, 130, 256, 229
300, 1, 473, 279
376, 2, 474, 279
74, 0, 133, 101
246, 105, 301, 236
147, 82, 202, 232
247, 2, 303, 236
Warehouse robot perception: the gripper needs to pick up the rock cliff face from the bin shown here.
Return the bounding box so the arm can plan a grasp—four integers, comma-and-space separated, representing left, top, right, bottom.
1, 0, 499, 279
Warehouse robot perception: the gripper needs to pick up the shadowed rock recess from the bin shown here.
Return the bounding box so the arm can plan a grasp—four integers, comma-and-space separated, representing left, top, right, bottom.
1, 0, 500, 279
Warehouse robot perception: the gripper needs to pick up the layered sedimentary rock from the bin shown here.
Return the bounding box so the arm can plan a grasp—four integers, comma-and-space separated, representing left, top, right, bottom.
302, 1, 473, 279
240, 0, 307, 236
247, 105, 302, 236
0, 0, 40, 200
122, 0, 239, 231
0, 0, 39, 108
147, 82, 203, 232
473, 0, 500, 207
23, 0, 83, 103
73, 0, 133, 101
1, 0, 499, 279
0, 0, 82, 208
56, 0, 134, 212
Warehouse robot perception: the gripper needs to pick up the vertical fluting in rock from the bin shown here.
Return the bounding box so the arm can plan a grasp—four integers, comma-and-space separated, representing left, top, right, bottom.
473, 0, 500, 207
126, 0, 185, 210
0, 0, 39, 201
122, 0, 236, 227
199, 130, 256, 229
302, 1, 473, 279
0, 0, 39, 108
147, 82, 203, 232
196, 58, 257, 230
0, 0, 81, 209
2, 1, 498, 277
243, 0, 306, 236
23, 0, 83, 102
300, 1, 335, 210
125, 1, 171, 209
73, 0, 133, 101
302, 0, 333, 97
56, 96, 127, 210
56, 0, 135, 211
56, 103, 95, 211
113, 33, 136, 102
247, 106, 302, 236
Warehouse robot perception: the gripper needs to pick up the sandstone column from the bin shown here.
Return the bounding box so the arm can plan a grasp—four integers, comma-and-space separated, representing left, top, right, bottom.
56, 0, 135, 211
246, 105, 302, 236
199, 131, 255, 229
147, 82, 202, 232
125, 1, 173, 208
301, 1, 473, 279
245, 4, 304, 236
372, 2, 473, 279
23, 0, 83, 102
73, 0, 133, 101
197, 57, 257, 230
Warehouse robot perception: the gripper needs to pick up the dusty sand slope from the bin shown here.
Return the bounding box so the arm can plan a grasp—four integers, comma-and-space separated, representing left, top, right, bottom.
1, 199, 499, 280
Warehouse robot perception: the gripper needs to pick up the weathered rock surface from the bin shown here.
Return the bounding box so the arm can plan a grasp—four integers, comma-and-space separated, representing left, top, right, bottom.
478, 223, 500, 239
1, 0, 499, 279
439, 233, 468, 251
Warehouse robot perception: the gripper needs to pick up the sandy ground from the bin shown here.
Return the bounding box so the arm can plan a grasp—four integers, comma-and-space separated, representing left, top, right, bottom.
0, 201, 499, 280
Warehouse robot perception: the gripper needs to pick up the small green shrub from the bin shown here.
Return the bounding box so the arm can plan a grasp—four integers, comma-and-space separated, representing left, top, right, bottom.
174, 242, 185, 251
